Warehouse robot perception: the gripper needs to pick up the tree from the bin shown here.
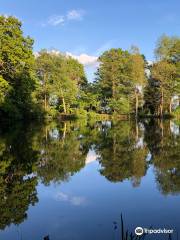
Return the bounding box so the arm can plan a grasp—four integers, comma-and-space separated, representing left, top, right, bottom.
151, 61, 177, 115
144, 80, 161, 115
130, 46, 146, 117
78, 82, 101, 112
155, 35, 180, 109
155, 34, 179, 61
35, 50, 87, 115
96, 48, 132, 114
0, 75, 11, 105
35, 50, 56, 112
52, 56, 86, 114
0, 15, 36, 119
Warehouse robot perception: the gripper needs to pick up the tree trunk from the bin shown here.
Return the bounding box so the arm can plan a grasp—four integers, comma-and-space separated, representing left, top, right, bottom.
169, 98, 172, 114
112, 80, 115, 113
160, 119, 164, 139
63, 122, 67, 139
128, 95, 130, 120
136, 120, 139, 141
135, 91, 138, 118
60, 87, 67, 114
44, 93, 47, 111
44, 73, 47, 111
45, 126, 48, 142
62, 97, 67, 114
160, 88, 163, 118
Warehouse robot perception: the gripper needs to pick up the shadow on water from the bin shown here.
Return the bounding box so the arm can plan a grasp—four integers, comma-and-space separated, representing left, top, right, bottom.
0, 119, 180, 238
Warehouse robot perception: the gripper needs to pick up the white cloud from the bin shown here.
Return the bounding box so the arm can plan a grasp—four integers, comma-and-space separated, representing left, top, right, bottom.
47, 15, 65, 26
34, 50, 98, 67
66, 52, 98, 67
67, 9, 85, 21
55, 192, 86, 206
43, 9, 85, 27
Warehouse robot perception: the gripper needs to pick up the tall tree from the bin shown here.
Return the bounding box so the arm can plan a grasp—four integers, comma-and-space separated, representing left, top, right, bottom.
130, 46, 146, 117
35, 50, 87, 115
0, 15, 36, 119
35, 50, 55, 112
96, 48, 132, 114
151, 61, 176, 116
155, 35, 179, 61
155, 35, 180, 110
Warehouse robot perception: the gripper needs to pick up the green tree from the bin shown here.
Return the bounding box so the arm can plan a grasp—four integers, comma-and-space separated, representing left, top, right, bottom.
154, 35, 180, 112
151, 61, 177, 115
79, 82, 101, 113
35, 50, 87, 115
155, 35, 180, 61
96, 48, 132, 114
144, 80, 161, 115
0, 15, 36, 119
0, 75, 11, 105
130, 46, 146, 117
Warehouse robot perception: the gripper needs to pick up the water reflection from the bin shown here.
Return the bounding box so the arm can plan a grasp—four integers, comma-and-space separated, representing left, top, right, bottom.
0, 119, 180, 232
144, 119, 180, 195
35, 122, 88, 185
95, 121, 148, 186
0, 124, 38, 229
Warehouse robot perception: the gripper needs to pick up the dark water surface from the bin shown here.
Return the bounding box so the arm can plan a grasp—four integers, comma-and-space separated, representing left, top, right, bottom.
0, 119, 180, 240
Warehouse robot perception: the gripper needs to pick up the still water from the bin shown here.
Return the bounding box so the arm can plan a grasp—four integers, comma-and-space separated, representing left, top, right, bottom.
0, 119, 180, 240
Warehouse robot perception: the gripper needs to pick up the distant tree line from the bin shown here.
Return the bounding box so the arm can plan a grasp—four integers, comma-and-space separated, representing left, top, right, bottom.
0, 15, 180, 120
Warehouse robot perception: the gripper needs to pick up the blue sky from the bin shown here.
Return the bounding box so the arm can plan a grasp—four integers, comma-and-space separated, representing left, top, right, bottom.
1, 0, 180, 80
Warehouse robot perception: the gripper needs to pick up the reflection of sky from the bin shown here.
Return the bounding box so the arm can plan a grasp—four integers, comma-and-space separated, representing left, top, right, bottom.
170, 121, 179, 136
85, 149, 99, 165
54, 191, 87, 206
1, 154, 180, 240
135, 137, 144, 149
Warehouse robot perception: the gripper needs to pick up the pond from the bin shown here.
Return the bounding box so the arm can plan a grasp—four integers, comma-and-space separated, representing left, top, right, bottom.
0, 119, 180, 240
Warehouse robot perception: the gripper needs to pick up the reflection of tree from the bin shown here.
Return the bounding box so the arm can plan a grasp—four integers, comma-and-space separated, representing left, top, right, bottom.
96, 121, 148, 186
0, 120, 90, 230
144, 119, 163, 158
34, 121, 88, 185
144, 119, 180, 195
1, 118, 180, 231
0, 176, 37, 229
0, 125, 39, 229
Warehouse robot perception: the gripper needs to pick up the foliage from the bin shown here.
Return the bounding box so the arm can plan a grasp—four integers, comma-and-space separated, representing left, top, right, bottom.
96, 48, 133, 114
0, 15, 180, 120
35, 50, 87, 116
130, 47, 146, 116
145, 35, 180, 116
0, 15, 37, 119
151, 61, 177, 115
0, 75, 11, 105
